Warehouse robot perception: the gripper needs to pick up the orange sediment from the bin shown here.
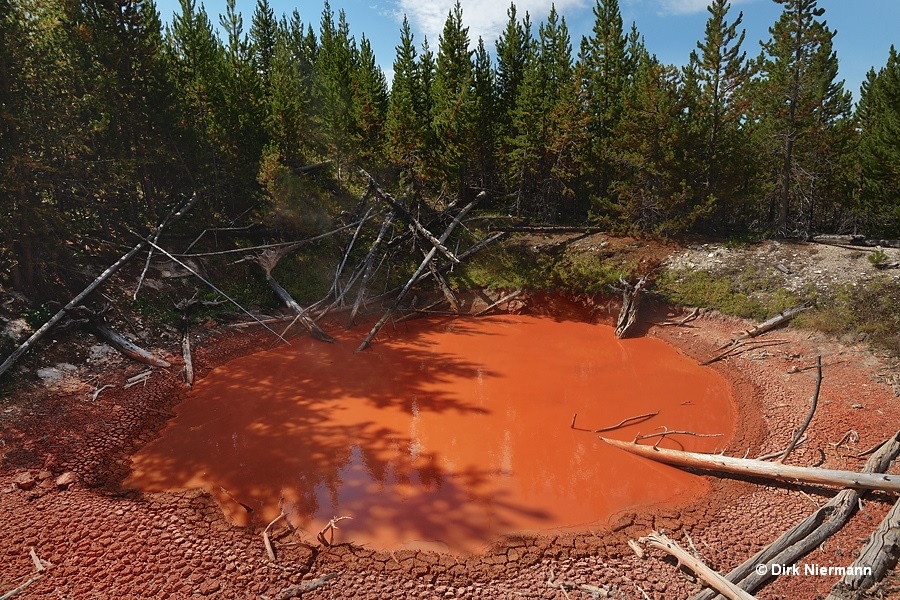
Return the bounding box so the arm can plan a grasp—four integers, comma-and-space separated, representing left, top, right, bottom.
127, 313, 735, 554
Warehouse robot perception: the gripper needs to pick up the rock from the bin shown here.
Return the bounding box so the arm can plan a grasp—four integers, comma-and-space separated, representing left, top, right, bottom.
56, 471, 78, 489
13, 472, 36, 490
198, 580, 220, 595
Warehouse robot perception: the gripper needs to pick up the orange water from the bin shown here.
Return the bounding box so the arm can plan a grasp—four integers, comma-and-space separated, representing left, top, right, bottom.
127, 314, 735, 553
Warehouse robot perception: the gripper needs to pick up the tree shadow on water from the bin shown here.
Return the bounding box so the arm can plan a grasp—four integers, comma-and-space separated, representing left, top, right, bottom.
126, 322, 555, 552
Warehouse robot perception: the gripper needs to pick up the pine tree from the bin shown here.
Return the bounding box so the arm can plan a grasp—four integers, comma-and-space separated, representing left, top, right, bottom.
495, 4, 532, 193
249, 0, 277, 93
756, 0, 851, 234
856, 46, 900, 234
578, 0, 631, 207
687, 0, 751, 228
385, 16, 426, 181
511, 7, 583, 221
430, 1, 474, 195
471, 37, 497, 191
352, 35, 388, 166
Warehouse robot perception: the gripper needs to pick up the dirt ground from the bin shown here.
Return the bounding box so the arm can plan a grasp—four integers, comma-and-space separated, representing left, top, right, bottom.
1, 237, 899, 599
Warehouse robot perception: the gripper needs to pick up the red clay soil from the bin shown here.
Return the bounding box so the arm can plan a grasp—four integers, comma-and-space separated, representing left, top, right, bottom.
1, 299, 899, 599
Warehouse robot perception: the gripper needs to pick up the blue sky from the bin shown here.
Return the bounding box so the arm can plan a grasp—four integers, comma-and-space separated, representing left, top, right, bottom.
154, 0, 899, 103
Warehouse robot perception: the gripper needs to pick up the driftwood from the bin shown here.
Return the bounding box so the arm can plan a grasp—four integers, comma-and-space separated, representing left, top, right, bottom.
778, 355, 822, 463
615, 275, 649, 339
600, 436, 900, 493
692, 431, 900, 600
826, 496, 900, 599
641, 531, 756, 600
316, 516, 352, 547
701, 338, 788, 366
73, 307, 170, 368
257, 250, 335, 343
356, 194, 483, 352
0, 195, 198, 380
714, 305, 809, 351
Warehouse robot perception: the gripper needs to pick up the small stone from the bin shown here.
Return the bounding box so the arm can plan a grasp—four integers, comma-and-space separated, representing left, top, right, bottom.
198, 580, 220, 596
55, 471, 78, 489
37, 470, 53, 480
13, 472, 36, 490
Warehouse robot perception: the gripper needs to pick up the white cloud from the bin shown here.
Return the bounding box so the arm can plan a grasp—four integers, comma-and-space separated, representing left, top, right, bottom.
655, 0, 754, 16
393, 0, 588, 48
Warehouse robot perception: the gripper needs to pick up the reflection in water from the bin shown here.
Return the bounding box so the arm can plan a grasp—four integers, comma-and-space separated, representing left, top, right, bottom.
127, 314, 735, 553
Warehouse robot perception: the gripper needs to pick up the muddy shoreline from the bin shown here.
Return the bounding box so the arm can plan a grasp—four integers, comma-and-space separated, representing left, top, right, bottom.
1, 296, 899, 599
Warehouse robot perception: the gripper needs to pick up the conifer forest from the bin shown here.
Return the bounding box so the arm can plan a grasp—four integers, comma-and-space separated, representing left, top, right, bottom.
2, 0, 899, 299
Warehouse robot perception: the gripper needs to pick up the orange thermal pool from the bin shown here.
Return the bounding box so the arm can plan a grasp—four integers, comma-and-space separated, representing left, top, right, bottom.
127, 314, 735, 553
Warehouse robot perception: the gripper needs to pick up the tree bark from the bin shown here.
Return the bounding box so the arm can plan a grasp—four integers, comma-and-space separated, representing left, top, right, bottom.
601, 436, 900, 493
615, 275, 649, 338
692, 432, 900, 600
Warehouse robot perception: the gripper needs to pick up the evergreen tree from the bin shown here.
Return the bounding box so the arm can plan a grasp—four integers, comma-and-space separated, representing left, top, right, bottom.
611, 52, 700, 233
495, 4, 532, 193
511, 7, 584, 221
313, 2, 357, 177
352, 35, 388, 166
687, 0, 752, 228
430, 1, 474, 195
755, 0, 852, 234
249, 0, 277, 93
385, 16, 427, 182
856, 46, 900, 234
578, 0, 630, 207
471, 37, 497, 191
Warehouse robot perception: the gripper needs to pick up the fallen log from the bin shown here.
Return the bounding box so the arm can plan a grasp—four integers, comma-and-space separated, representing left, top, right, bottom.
615, 275, 649, 339
600, 436, 900, 493
641, 531, 756, 600
257, 249, 335, 343
347, 211, 395, 328
356, 193, 483, 352
825, 496, 900, 600
75, 308, 170, 368
692, 431, 900, 600
714, 305, 809, 351
472, 289, 523, 317
0, 194, 197, 380
361, 169, 460, 264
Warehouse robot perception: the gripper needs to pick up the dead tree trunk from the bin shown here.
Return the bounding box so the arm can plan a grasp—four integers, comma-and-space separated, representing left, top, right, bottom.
692, 432, 900, 600
356, 193, 483, 352
76, 308, 171, 368
0, 194, 198, 380
601, 436, 900, 493
175, 296, 200, 388
360, 169, 460, 264
826, 497, 900, 600
715, 305, 809, 351
615, 275, 649, 339
258, 250, 335, 343
347, 212, 395, 328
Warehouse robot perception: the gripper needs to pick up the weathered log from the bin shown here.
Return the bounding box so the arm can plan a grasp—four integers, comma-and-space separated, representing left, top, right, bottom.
600, 436, 900, 493
261, 268, 335, 343
692, 432, 900, 600
356, 193, 483, 352
714, 305, 809, 351
360, 169, 460, 264
615, 275, 649, 339
429, 261, 461, 312
810, 234, 900, 249
825, 497, 900, 600
77, 308, 170, 368
175, 297, 198, 388
347, 212, 395, 328
778, 355, 821, 463
641, 531, 757, 600
473, 289, 524, 317
0, 195, 198, 380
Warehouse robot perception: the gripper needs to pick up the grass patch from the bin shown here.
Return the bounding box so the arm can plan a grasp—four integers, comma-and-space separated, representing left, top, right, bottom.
453, 239, 631, 295
799, 277, 900, 355
654, 266, 801, 321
